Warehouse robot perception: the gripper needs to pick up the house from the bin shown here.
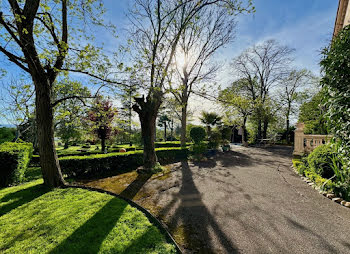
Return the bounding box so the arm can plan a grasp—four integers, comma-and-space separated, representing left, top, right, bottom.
333, 0, 350, 37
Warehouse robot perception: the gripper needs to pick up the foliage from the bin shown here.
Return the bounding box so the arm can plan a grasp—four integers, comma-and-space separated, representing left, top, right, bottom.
60, 148, 189, 178
208, 131, 221, 150
54, 80, 91, 148
321, 25, 350, 171
0, 180, 176, 253
190, 127, 206, 144
0, 142, 33, 187
232, 40, 294, 140
190, 143, 208, 161
200, 111, 222, 136
0, 127, 16, 144
0, 79, 35, 129
277, 69, 313, 142
292, 158, 333, 191
298, 90, 328, 134
87, 98, 118, 153
218, 79, 255, 125
221, 126, 232, 141
307, 144, 337, 179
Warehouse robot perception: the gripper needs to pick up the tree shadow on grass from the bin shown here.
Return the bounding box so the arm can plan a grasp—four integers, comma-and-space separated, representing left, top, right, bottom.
49, 197, 128, 254
120, 227, 163, 254
161, 160, 239, 253
119, 173, 152, 200
0, 184, 50, 217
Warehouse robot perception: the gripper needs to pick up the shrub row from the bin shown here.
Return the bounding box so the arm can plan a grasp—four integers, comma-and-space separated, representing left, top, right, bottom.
293, 158, 333, 191
60, 147, 189, 178
293, 143, 342, 192
0, 142, 33, 187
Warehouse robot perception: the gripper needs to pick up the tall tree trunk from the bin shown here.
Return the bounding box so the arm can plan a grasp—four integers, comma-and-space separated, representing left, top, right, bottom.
242, 116, 248, 146
140, 112, 157, 170
286, 104, 291, 143
133, 94, 161, 171
170, 119, 174, 140
164, 123, 167, 141
180, 104, 187, 147
263, 118, 269, 139
257, 118, 262, 141
34, 78, 65, 188
101, 138, 106, 153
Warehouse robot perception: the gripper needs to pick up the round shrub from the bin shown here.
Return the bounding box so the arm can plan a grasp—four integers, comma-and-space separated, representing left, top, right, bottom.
221, 127, 232, 141
307, 143, 336, 179
190, 127, 206, 144
208, 131, 221, 149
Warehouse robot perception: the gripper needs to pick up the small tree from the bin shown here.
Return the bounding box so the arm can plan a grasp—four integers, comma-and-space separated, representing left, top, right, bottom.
54, 80, 90, 148
200, 111, 222, 137
87, 98, 118, 153
158, 114, 171, 142
218, 79, 255, 145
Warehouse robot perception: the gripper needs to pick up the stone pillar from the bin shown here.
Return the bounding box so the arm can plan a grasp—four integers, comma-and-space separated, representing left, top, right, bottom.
293, 122, 305, 156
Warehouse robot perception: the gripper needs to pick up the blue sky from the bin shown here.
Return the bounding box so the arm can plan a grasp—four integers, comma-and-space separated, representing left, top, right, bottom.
0, 0, 339, 125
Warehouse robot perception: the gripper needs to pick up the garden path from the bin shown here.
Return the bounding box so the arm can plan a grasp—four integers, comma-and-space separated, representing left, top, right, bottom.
81, 145, 350, 253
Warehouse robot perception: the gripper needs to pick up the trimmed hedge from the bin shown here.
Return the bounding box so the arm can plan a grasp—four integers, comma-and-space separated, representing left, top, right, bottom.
155, 142, 193, 148
0, 142, 33, 187
60, 147, 189, 178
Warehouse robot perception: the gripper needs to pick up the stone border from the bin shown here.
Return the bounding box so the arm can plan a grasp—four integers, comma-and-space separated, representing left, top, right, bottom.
64, 184, 183, 254
291, 166, 350, 208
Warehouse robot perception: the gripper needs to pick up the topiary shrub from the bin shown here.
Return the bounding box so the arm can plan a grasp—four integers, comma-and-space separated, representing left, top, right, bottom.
307, 143, 336, 179
221, 126, 232, 141
0, 142, 33, 187
208, 131, 221, 150
190, 127, 206, 144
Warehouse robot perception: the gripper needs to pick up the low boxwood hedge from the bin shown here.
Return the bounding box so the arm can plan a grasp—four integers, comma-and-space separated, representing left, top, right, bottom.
60, 147, 189, 178
0, 142, 33, 187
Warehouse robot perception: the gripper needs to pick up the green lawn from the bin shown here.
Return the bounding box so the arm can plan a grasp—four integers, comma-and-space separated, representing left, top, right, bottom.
0, 180, 176, 254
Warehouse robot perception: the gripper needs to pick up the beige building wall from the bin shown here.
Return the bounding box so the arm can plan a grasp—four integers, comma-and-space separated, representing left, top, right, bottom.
344, 1, 350, 26
334, 0, 350, 37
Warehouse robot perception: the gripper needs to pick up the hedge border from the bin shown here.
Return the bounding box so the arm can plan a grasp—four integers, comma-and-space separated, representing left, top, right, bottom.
291, 159, 350, 209
64, 184, 183, 254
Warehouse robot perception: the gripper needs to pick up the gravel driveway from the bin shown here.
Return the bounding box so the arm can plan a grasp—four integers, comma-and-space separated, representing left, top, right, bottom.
82, 145, 350, 254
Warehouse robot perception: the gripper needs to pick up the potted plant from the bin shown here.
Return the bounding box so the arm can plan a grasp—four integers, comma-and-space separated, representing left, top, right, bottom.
222, 139, 231, 152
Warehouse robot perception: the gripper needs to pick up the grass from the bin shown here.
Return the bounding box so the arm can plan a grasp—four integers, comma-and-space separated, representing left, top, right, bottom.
0, 180, 177, 254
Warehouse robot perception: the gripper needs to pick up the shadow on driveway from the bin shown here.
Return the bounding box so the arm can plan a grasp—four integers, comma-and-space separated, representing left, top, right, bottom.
160, 161, 239, 253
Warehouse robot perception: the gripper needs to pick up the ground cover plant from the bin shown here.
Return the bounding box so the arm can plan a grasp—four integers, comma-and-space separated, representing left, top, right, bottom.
0, 180, 176, 254
293, 143, 349, 200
